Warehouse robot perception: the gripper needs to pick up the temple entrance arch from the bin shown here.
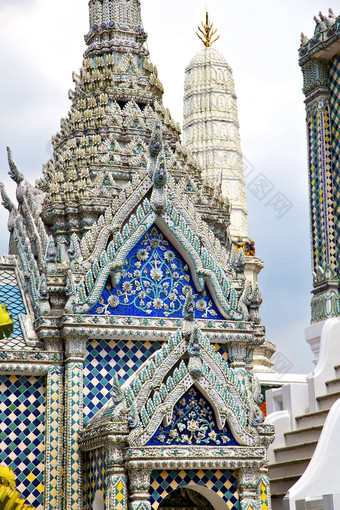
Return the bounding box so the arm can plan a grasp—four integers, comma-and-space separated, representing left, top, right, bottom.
158, 485, 232, 510
149, 470, 239, 510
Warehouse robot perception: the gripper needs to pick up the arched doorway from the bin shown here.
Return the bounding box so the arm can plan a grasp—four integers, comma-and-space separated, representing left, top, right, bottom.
93, 490, 104, 510
159, 487, 214, 510
149, 470, 239, 510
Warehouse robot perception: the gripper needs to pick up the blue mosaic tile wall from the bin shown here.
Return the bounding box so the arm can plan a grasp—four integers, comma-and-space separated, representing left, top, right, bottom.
88, 225, 223, 320
0, 375, 46, 509
83, 339, 162, 423
150, 470, 239, 510
0, 267, 27, 349
83, 447, 107, 510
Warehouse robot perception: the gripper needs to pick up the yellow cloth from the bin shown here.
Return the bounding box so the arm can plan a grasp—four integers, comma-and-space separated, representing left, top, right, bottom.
0, 304, 14, 339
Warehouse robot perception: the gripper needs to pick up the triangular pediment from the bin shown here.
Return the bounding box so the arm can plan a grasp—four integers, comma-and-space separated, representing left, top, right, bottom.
88, 224, 223, 320
83, 321, 264, 448
64, 128, 257, 323
147, 386, 239, 446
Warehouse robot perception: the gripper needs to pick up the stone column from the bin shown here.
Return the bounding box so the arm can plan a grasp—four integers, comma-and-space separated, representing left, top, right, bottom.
106, 439, 128, 510
237, 469, 260, 510
64, 336, 87, 510
44, 366, 63, 510
128, 468, 152, 510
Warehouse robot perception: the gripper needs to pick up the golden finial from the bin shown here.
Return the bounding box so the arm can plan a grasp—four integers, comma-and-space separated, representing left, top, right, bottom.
196, 12, 220, 47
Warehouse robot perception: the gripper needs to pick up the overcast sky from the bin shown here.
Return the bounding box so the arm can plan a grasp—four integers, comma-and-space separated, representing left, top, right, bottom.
0, 0, 334, 373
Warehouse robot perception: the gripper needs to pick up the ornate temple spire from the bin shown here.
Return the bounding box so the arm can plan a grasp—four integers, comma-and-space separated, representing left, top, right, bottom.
28, 0, 231, 255
0, 0, 234, 323
183, 27, 248, 240
35, 0, 182, 240
86, 0, 145, 55
88, 0, 142, 27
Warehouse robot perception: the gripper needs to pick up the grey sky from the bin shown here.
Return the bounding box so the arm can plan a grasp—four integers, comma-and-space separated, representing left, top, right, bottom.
0, 0, 332, 372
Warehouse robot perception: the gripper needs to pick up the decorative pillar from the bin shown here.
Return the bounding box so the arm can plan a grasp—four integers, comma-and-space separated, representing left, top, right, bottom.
44, 366, 63, 510
106, 438, 128, 510
237, 469, 260, 510
257, 471, 271, 510
227, 342, 248, 370
299, 34, 340, 323
64, 336, 87, 510
128, 468, 152, 510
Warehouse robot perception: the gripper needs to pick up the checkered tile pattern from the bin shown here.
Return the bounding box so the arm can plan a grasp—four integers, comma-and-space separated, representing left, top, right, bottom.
0, 375, 45, 509
45, 368, 62, 510
328, 55, 340, 261
114, 476, 127, 510
0, 266, 27, 349
83, 339, 162, 423
65, 363, 83, 510
150, 470, 240, 510
260, 482, 268, 510
214, 343, 229, 362
308, 107, 337, 271
83, 448, 108, 510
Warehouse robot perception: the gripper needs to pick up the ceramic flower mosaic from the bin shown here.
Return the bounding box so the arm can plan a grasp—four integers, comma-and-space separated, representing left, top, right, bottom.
89, 225, 223, 319
148, 386, 238, 446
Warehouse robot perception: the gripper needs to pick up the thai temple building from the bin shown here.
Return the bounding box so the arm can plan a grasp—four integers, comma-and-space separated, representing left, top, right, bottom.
264, 8, 340, 510
0, 2, 275, 510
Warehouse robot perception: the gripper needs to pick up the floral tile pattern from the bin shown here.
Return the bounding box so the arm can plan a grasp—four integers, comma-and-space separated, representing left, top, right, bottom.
147, 386, 238, 446
88, 225, 223, 320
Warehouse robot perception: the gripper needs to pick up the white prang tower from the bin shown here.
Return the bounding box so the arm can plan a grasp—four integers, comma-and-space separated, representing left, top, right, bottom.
183, 13, 248, 241
183, 13, 275, 374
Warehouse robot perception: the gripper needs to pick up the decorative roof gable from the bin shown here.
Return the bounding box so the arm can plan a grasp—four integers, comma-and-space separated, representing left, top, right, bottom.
84, 298, 265, 447
147, 386, 239, 446
64, 137, 257, 322
0, 1, 260, 330
87, 224, 224, 320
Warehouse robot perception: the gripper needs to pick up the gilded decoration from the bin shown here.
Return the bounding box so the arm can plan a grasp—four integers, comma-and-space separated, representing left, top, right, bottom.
196, 12, 220, 48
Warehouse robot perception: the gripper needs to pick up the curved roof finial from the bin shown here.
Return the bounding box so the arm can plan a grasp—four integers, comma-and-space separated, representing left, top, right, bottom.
196, 12, 220, 47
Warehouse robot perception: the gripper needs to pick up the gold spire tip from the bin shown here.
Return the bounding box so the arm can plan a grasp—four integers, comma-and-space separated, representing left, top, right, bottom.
196, 11, 220, 47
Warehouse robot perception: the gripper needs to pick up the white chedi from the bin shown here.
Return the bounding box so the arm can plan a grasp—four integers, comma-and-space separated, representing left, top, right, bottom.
183, 46, 248, 240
